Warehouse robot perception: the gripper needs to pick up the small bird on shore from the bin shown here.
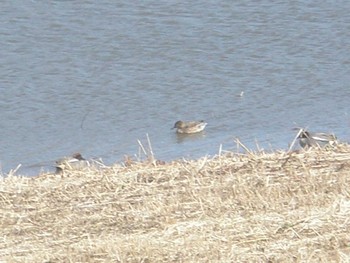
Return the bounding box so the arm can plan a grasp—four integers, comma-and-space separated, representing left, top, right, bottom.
172, 120, 207, 134
55, 153, 89, 173
297, 129, 337, 148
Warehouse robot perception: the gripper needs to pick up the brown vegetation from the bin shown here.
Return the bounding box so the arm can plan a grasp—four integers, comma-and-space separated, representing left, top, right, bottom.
1, 145, 350, 262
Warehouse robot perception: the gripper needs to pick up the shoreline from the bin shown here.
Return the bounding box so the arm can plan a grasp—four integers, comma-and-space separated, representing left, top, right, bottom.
1, 145, 350, 261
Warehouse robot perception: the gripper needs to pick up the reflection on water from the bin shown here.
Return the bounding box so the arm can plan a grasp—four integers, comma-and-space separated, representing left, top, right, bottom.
1, 1, 350, 175
175, 132, 207, 144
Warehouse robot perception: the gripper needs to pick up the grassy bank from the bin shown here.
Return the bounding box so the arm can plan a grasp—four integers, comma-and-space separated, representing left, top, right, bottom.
1, 145, 350, 262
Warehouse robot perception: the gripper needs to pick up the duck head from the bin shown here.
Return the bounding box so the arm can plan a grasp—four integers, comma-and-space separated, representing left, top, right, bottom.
173, 121, 184, 129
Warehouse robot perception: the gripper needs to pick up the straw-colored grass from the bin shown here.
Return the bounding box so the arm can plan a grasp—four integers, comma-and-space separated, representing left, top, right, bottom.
1, 145, 350, 262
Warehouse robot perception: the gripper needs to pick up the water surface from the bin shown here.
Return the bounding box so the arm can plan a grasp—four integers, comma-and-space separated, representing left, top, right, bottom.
1, 1, 350, 175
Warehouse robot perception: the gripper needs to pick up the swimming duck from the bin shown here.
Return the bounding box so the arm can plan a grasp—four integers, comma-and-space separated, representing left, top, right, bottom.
55, 153, 89, 173
298, 129, 337, 148
172, 120, 207, 134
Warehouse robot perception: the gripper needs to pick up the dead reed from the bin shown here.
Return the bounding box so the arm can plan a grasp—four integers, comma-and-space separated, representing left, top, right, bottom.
1, 144, 350, 262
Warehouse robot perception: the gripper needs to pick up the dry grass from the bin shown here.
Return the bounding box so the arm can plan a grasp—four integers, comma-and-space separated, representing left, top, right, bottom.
1, 144, 350, 262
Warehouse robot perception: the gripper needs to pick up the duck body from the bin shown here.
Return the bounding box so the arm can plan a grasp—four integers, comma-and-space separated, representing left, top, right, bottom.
173, 120, 207, 134
55, 153, 89, 173
298, 130, 337, 148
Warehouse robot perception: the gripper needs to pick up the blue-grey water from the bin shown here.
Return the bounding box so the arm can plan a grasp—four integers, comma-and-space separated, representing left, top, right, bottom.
1, 1, 350, 175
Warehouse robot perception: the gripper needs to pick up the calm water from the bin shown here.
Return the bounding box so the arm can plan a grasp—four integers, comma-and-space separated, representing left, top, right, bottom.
1, 1, 350, 175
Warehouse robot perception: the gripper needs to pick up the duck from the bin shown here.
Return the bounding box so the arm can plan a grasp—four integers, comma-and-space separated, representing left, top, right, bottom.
298, 129, 337, 148
55, 153, 89, 173
172, 120, 207, 134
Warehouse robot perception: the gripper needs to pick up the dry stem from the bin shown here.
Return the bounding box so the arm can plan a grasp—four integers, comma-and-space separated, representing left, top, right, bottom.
1, 145, 350, 262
